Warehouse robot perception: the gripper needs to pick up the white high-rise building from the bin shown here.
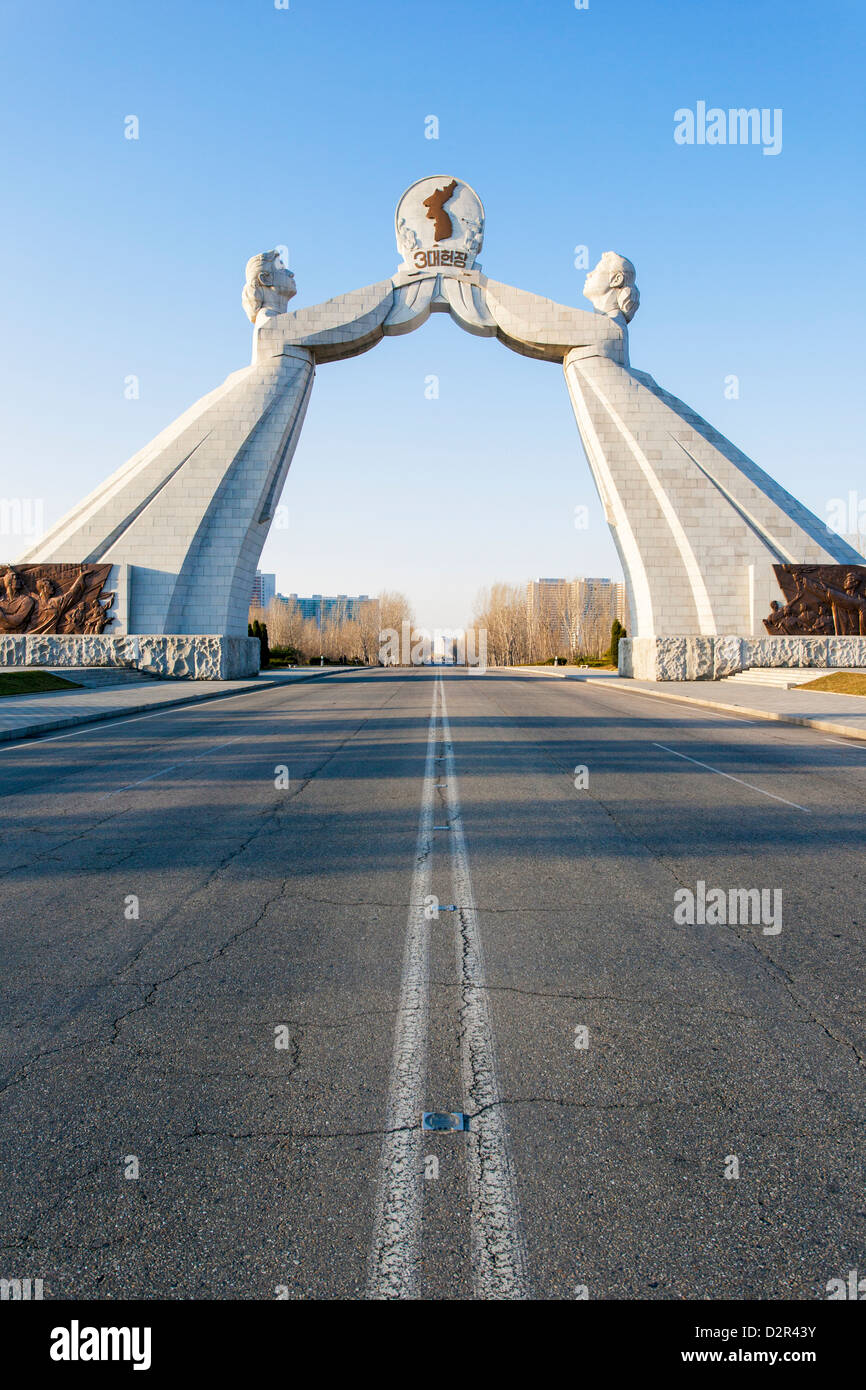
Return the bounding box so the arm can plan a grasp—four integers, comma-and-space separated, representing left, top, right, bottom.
572, 578, 623, 650
251, 570, 276, 609
526, 578, 571, 619
526, 576, 628, 653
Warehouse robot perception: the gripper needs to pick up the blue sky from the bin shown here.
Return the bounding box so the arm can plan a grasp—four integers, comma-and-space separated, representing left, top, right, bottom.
1, 0, 864, 629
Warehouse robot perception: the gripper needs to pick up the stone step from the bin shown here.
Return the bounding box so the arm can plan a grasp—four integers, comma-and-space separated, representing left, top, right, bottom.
19, 666, 159, 689
723, 667, 866, 689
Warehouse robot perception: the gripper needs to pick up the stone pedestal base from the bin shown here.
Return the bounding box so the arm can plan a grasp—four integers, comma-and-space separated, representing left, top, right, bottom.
619, 635, 866, 682
0, 635, 260, 681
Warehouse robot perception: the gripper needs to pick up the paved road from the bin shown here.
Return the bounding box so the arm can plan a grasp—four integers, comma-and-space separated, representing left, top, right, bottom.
1, 668, 863, 1300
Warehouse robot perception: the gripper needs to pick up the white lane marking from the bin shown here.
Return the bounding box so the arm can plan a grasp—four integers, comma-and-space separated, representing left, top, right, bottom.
823, 738, 866, 752
439, 679, 530, 1299
96, 736, 245, 799
652, 742, 811, 813
367, 681, 439, 1300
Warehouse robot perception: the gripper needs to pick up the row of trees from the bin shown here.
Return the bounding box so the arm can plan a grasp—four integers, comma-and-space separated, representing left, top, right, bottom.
250, 583, 625, 668
249, 591, 414, 666
470, 582, 625, 667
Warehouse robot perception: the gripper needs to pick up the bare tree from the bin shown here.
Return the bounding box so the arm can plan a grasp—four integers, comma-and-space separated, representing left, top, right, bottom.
356, 598, 383, 664
252, 593, 399, 665
301, 616, 322, 662
265, 596, 304, 651
377, 590, 415, 635
375, 590, 415, 664
473, 583, 534, 666
472, 578, 622, 666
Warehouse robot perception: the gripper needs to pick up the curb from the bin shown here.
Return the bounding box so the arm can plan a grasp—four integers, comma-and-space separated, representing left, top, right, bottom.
0, 667, 357, 746
506, 667, 866, 744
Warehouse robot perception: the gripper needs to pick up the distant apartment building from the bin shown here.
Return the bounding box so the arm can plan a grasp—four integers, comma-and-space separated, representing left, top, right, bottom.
252, 570, 276, 609
526, 576, 629, 650
279, 593, 374, 629
526, 578, 571, 617
573, 577, 628, 639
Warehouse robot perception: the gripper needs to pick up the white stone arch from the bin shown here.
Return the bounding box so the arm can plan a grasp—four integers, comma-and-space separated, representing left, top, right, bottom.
20, 177, 863, 661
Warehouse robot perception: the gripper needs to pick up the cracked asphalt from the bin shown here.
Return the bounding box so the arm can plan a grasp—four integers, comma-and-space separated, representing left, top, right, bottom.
0, 667, 864, 1299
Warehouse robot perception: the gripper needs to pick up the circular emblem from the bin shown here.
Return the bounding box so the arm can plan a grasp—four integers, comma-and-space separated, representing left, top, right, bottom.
395, 176, 485, 275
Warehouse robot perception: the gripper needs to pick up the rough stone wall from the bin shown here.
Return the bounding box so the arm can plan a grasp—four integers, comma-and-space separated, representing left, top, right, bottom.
0, 635, 260, 680
619, 635, 866, 681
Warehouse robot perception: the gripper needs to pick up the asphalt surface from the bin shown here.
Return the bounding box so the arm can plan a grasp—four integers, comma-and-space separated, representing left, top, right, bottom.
0, 667, 864, 1300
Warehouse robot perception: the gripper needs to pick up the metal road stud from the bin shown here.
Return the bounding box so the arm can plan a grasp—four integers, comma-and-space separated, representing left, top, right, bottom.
422, 1112, 470, 1132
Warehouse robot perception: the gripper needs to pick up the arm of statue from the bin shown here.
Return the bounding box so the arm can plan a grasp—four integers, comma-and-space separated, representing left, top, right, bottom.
803, 577, 866, 612
252, 272, 495, 362
253, 278, 399, 364
481, 276, 628, 364
244, 247, 637, 368
480, 251, 640, 364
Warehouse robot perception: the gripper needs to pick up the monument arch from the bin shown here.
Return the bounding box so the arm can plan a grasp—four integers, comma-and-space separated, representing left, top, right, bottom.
12, 175, 864, 680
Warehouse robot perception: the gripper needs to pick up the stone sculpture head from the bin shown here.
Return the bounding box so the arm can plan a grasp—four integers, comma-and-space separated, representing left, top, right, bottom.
2, 569, 21, 598
583, 252, 640, 325
242, 251, 297, 323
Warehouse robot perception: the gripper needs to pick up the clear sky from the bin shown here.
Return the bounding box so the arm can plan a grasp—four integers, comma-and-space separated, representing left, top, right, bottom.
1, 0, 864, 630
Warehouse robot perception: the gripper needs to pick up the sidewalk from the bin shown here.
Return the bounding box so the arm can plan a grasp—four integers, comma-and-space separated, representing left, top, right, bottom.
0, 667, 359, 744
507, 666, 866, 743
